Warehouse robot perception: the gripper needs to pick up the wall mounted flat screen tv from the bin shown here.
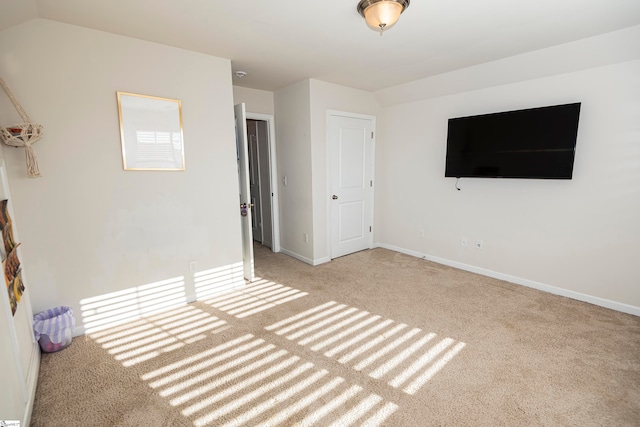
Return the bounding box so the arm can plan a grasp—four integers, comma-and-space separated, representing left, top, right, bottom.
445, 102, 581, 179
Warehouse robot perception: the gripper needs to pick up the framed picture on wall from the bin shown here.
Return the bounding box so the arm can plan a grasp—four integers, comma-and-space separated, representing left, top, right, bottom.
116, 91, 185, 171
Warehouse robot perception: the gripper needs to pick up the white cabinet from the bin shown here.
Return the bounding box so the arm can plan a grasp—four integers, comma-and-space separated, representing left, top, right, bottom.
0, 160, 40, 425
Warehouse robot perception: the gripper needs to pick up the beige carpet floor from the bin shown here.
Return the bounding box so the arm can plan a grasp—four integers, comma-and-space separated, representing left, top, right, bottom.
31, 245, 640, 426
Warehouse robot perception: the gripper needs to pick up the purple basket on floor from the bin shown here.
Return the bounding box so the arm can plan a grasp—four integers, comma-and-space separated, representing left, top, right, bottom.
33, 306, 75, 353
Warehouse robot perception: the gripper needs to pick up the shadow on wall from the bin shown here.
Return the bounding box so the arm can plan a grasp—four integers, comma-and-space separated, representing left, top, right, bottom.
80, 276, 188, 334
80, 262, 244, 334
194, 262, 244, 300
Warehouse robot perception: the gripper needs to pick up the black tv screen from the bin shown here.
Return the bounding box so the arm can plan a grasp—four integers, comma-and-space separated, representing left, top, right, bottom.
445, 103, 581, 179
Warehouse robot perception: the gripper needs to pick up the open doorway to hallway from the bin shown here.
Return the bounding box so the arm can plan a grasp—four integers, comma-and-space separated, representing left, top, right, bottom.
245, 114, 280, 258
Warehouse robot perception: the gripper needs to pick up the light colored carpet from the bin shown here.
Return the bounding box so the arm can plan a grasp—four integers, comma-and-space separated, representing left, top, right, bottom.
31, 245, 640, 426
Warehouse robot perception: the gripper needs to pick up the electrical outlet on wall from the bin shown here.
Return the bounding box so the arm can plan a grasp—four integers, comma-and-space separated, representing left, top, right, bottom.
461, 237, 468, 247
303, 233, 309, 243
475, 240, 484, 250
419, 229, 424, 238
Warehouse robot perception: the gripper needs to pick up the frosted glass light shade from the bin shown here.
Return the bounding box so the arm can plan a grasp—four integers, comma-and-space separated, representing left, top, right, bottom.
364, 2, 402, 31
357, 0, 409, 33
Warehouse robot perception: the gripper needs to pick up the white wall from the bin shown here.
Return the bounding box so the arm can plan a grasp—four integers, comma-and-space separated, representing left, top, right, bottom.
308, 80, 380, 263
274, 80, 313, 261
233, 86, 274, 115
375, 56, 640, 313
0, 19, 243, 332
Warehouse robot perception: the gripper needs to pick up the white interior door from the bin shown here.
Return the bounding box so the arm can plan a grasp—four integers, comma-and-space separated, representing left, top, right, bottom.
329, 113, 374, 259
234, 103, 254, 281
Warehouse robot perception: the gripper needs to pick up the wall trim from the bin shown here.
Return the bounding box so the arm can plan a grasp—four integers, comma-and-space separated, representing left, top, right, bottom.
278, 248, 329, 266
279, 248, 314, 266
313, 256, 331, 266
374, 242, 640, 317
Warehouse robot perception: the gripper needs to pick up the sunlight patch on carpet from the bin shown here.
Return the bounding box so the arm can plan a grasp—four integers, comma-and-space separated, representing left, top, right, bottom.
266, 302, 466, 395
90, 304, 230, 367
85, 284, 407, 425
202, 277, 308, 318
118, 320, 399, 426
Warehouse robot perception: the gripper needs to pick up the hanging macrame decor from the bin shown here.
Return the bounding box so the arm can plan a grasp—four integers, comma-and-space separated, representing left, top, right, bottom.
0, 76, 43, 177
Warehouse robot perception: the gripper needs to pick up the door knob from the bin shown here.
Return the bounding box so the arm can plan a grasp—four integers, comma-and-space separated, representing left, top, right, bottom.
332, 195, 338, 200
240, 202, 254, 217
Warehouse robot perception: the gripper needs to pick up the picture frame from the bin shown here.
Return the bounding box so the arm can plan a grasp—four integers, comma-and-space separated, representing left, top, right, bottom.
116, 91, 185, 171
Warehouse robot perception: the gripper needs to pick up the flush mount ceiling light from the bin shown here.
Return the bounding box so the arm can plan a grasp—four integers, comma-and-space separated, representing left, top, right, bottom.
357, 0, 410, 34
234, 71, 248, 78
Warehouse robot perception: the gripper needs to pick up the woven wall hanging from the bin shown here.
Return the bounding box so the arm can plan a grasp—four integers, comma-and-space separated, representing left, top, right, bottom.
0, 77, 43, 177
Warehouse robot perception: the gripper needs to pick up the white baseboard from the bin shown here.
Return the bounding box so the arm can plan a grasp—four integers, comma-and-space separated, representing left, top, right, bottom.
375, 242, 640, 317
279, 248, 330, 266
279, 248, 313, 265
313, 256, 331, 266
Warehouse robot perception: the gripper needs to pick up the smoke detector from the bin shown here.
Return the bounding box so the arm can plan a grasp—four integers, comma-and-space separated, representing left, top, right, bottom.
234, 71, 248, 78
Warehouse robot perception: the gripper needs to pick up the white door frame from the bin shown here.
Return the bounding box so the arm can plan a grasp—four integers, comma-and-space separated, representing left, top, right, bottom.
246, 112, 281, 253
326, 110, 376, 260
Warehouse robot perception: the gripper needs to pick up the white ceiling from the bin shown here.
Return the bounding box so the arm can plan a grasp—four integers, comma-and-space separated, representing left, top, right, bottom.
2, 0, 640, 92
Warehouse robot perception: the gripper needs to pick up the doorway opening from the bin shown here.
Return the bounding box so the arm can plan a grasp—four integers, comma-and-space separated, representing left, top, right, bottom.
246, 113, 280, 255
